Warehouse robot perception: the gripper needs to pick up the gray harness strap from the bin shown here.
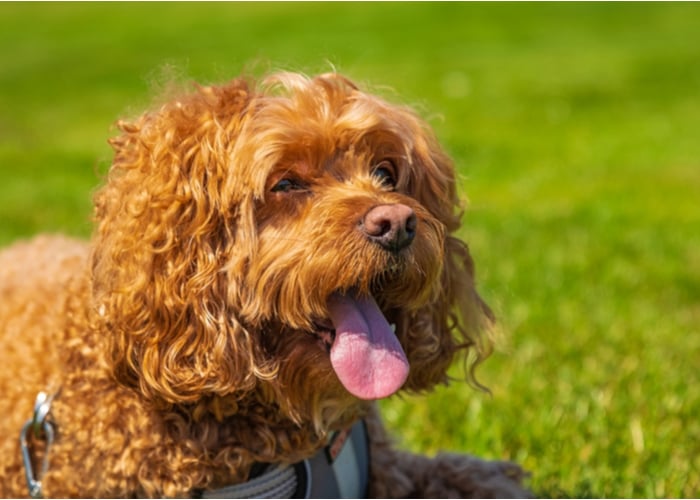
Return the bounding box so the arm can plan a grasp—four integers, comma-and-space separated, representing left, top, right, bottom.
202, 463, 298, 499
202, 420, 369, 499
305, 419, 369, 498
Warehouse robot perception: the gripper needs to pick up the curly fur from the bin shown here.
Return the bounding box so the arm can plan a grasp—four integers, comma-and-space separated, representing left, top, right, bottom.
0, 71, 528, 497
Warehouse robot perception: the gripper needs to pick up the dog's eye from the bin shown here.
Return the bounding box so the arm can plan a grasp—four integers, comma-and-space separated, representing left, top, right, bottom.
372, 160, 397, 188
271, 178, 306, 193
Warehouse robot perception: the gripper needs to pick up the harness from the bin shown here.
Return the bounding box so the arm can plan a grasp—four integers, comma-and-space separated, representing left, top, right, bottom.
202, 420, 369, 499
21, 392, 370, 499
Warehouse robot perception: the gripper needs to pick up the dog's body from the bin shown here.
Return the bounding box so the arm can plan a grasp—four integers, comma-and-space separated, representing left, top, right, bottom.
0, 72, 527, 497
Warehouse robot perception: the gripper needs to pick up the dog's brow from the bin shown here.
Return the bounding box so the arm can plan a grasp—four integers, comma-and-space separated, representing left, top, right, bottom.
268, 161, 310, 180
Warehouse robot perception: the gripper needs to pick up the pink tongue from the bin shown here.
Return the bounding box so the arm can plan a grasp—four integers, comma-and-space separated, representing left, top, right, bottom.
326, 292, 409, 400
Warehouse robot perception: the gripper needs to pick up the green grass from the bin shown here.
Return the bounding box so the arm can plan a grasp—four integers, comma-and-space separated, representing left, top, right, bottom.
2, 3, 699, 497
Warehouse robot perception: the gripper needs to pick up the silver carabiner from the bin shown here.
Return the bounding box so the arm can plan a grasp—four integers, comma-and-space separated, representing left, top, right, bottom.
20, 391, 56, 499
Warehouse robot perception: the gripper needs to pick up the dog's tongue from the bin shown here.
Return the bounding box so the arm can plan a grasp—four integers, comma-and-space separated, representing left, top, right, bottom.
327, 292, 409, 400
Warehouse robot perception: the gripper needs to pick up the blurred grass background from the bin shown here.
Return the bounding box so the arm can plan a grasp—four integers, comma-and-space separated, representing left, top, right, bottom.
1, 3, 699, 497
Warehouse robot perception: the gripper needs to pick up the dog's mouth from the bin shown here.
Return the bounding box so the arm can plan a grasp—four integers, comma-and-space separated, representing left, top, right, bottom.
310, 290, 409, 401
310, 321, 336, 351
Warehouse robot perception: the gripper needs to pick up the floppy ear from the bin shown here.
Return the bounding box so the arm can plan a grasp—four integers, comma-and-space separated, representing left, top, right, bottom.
398, 117, 495, 391
90, 79, 272, 405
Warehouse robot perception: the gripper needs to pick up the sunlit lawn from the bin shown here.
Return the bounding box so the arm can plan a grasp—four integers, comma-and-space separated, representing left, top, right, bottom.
2, 3, 699, 497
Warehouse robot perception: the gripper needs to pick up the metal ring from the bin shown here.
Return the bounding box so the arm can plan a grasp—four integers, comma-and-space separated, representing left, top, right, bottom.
32, 392, 53, 438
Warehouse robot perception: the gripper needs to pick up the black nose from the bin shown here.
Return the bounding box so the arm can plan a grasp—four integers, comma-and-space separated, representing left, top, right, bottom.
361, 204, 417, 252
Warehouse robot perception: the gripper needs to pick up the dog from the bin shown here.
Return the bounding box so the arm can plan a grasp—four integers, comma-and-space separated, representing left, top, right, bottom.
0, 71, 528, 497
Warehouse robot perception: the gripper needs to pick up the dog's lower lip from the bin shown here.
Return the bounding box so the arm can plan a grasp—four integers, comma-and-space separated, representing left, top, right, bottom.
311, 322, 336, 351
315, 318, 334, 331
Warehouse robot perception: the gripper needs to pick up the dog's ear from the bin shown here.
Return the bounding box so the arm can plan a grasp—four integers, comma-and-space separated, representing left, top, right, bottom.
399, 120, 495, 391
90, 79, 272, 405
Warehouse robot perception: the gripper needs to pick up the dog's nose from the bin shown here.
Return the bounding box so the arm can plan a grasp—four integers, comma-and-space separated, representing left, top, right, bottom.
361, 204, 417, 252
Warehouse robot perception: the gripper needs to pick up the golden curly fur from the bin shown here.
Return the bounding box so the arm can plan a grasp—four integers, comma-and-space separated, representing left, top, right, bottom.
0, 71, 528, 497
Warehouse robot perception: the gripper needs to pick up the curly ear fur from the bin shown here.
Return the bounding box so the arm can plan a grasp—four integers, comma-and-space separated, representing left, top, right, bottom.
394, 116, 495, 392
91, 78, 277, 405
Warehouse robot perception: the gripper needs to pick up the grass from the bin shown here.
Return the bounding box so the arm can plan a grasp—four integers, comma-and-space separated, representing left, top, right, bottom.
2, 3, 699, 497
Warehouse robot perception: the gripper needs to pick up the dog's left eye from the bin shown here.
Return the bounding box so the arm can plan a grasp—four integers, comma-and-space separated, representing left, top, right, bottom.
372, 160, 397, 188
271, 178, 307, 193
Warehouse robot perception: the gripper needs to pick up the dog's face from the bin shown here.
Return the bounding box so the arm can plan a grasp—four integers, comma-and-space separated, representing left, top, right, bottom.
92, 72, 492, 428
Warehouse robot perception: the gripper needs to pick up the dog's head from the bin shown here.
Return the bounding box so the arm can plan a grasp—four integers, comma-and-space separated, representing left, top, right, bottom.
92, 72, 493, 427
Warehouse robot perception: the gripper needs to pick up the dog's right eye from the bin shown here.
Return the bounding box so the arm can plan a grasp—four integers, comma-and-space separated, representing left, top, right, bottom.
271, 178, 306, 193
372, 160, 398, 189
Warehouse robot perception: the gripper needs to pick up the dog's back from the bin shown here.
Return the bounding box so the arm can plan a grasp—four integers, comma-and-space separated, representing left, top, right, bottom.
0, 235, 88, 496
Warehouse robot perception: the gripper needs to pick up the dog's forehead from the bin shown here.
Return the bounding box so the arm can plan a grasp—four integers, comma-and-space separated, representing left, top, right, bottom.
252, 78, 417, 150
257, 114, 412, 176
233, 75, 440, 199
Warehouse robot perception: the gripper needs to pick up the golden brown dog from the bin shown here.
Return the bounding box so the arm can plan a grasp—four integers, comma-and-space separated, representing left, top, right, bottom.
0, 71, 528, 497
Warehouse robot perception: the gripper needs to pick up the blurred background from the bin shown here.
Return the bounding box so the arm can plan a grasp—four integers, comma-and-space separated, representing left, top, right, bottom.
1, 3, 698, 497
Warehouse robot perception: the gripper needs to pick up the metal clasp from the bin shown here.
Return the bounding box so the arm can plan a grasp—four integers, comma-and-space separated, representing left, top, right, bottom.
20, 391, 56, 499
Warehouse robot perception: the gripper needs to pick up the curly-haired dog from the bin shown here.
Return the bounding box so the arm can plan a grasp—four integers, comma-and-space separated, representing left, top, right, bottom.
0, 71, 528, 497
